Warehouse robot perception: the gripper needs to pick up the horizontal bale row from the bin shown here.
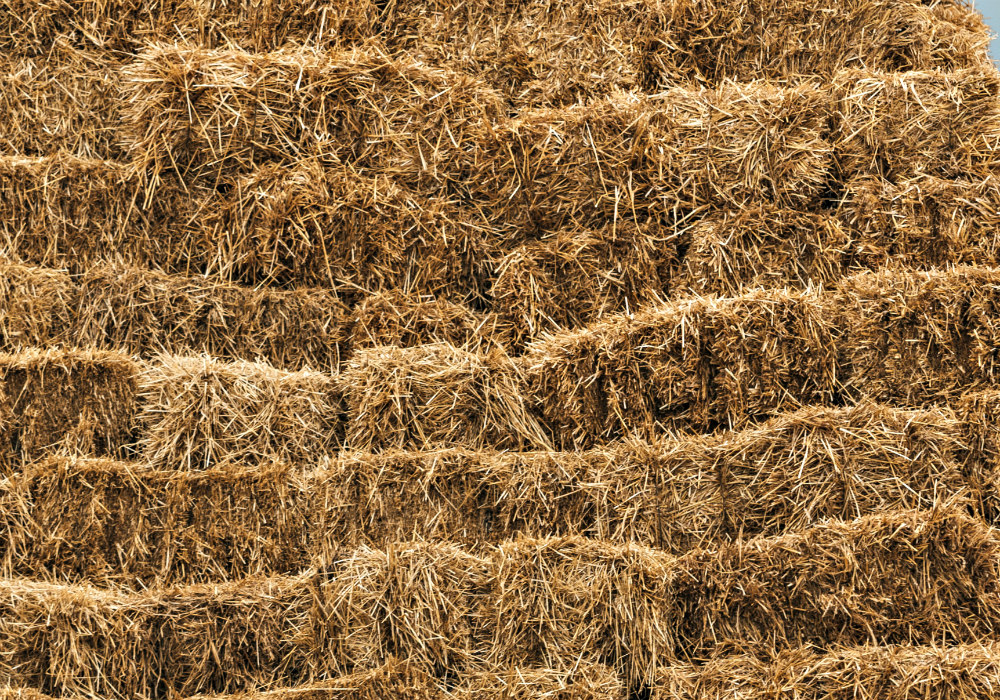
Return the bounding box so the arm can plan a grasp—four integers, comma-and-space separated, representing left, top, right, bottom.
0, 508, 994, 696
653, 643, 1000, 699
526, 265, 1000, 445
0, 401, 979, 587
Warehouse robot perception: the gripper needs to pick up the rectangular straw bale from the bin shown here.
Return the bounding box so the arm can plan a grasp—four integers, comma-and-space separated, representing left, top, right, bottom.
836, 266, 1000, 404
339, 344, 551, 451
954, 389, 1000, 523
838, 175, 1000, 268
491, 223, 674, 347
714, 403, 970, 540
1, 457, 309, 587
0, 0, 378, 55
0, 261, 75, 350
485, 537, 674, 687
0, 155, 192, 273
672, 507, 1000, 658
650, 656, 770, 700
0, 348, 139, 471
136, 355, 342, 470
457, 664, 626, 700
318, 541, 489, 677
525, 288, 843, 447
833, 68, 1000, 181
349, 290, 509, 352
74, 263, 351, 371
0, 45, 121, 159
644, 0, 991, 91
676, 207, 853, 297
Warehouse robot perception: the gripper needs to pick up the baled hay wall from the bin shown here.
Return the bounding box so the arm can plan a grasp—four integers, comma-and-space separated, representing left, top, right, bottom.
0, 508, 993, 695
339, 344, 551, 451
525, 289, 843, 445
0, 262, 73, 350
0, 0, 378, 55
652, 643, 1000, 699
136, 355, 342, 470
0, 348, 138, 470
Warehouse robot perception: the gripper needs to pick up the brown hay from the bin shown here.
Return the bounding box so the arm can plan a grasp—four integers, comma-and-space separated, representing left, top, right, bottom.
833, 68, 1000, 181
339, 344, 551, 451
136, 355, 342, 470
0, 347, 139, 471
0, 261, 75, 351
837, 266, 1000, 404
955, 390, 1000, 522
525, 289, 843, 447
458, 665, 625, 700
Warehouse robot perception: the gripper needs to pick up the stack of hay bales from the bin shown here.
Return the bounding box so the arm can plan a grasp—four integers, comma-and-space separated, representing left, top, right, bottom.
2, 0, 1000, 698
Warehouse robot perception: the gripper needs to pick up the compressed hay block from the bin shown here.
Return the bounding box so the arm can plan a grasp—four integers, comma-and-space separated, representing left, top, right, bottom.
837, 267, 1000, 404
120, 45, 503, 191
0, 262, 75, 350
198, 162, 494, 298
672, 508, 1000, 658
1, 457, 309, 587
340, 344, 550, 451
833, 68, 1000, 181
714, 403, 970, 539
0, 44, 121, 159
485, 537, 675, 687
491, 223, 674, 347
525, 289, 843, 447
0, 348, 139, 470
457, 665, 626, 700
838, 175, 1000, 269
0, 0, 379, 55
644, 0, 991, 90
677, 207, 853, 297
955, 389, 1000, 523
350, 290, 509, 352
75, 263, 351, 372
136, 355, 342, 470
0, 155, 192, 273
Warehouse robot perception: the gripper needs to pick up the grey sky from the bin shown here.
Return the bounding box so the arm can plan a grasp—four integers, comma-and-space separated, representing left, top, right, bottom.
975, 0, 1000, 58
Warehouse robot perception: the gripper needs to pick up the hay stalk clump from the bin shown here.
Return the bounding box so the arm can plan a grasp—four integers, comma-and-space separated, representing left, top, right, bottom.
340, 343, 551, 452
0, 262, 75, 351
0, 348, 139, 471
136, 355, 342, 470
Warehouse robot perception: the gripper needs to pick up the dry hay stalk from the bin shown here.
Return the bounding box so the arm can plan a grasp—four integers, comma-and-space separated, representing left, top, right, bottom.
349, 290, 509, 352
136, 354, 342, 470
525, 289, 842, 447
838, 174, 1000, 268
0, 347, 139, 471
120, 45, 503, 193
1, 457, 309, 587
457, 665, 625, 699
0, 0, 378, 55
643, 0, 990, 90
0, 262, 75, 350
954, 390, 1000, 522
0, 154, 191, 273
75, 262, 351, 372
833, 67, 1000, 181
836, 266, 1000, 404
491, 223, 673, 348
0, 43, 121, 159
339, 343, 551, 452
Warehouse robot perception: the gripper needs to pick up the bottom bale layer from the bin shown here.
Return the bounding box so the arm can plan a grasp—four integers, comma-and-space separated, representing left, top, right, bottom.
0, 508, 993, 695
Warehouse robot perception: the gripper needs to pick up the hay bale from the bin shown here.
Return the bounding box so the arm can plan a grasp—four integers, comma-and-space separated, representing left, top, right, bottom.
0, 348, 139, 471
525, 289, 843, 447
672, 507, 1000, 658
74, 263, 351, 372
837, 266, 1000, 405
1, 457, 309, 587
955, 390, 1000, 523
838, 174, 1000, 269
485, 537, 674, 687
458, 665, 626, 700
136, 355, 342, 470
0, 261, 75, 351
340, 344, 550, 451
644, 0, 991, 90
350, 290, 509, 352
833, 68, 1000, 181
491, 223, 673, 347
677, 208, 853, 297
